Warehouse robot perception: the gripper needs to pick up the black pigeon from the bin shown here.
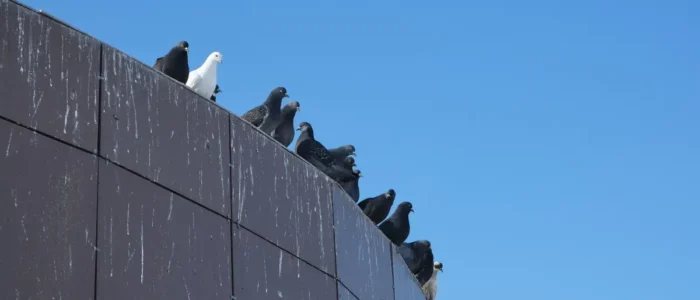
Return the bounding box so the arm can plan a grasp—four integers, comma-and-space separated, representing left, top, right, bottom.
295, 122, 356, 182
271, 100, 301, 147
241, 87, 289, 135
416, 248, 435, 287
398, 240, 432, 274
340, 169, 361, 202
328, 144, 356, 164
153, 57, 164, 70
378, 201, 413, 246
210, 84, 222, 102
153, 41, 190, 84
358, 189, 396, 224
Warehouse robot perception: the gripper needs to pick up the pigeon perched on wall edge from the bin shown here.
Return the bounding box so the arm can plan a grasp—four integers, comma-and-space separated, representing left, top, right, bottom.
378, 201, 413, 246
422, 261, 443, 300
341, 169, 361, 202
328, 144, 356, 164
241, 87, 289, 135
295, 122, 356, 182
358, 189, 396, 224
153, 40, 190, 84
398, 240, 432, 273
272, 100, 301, 147
186, 51, 222, 100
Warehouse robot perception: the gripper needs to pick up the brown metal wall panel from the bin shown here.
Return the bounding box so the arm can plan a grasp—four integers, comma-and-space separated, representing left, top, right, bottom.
338, 281, 360, 300
333, 187, 394, 300
0, 0, 100, 152
232, 226, 337, 300
392, 247, 425, 300
99, 46, 231, 217
96, 161, 232, 299
0, 119, 98, 299
230, 117, 336, 275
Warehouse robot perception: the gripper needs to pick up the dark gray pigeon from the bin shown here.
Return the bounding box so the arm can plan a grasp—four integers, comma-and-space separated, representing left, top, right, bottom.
153, 41, 190, 84
295, 122, 356, 182
378, 201, 413, 246
416, 248, 435, 287
341, 156, 356, 170
210, 84, 222, 102
398, 240, 432, 274
340, 169, 361, 202
271, 100, 301, 147
358, 189, 396, 224
241, 87, 289, 135
328, 145, 356, 164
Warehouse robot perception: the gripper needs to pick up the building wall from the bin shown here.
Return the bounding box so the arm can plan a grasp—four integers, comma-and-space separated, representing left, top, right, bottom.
0, 1, 426, 299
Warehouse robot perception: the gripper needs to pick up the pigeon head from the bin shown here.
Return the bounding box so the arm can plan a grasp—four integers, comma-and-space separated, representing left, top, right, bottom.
207, 52, 223, 64
175, 41, 189, 52
282, 101, 300, 115
434, 261, 443, 272
385, 189, 396, 199
397, 201, 414, 213
344, 156, 356, 167
296, 121, 312, 132
343, 144, 357, 156
414, 239, 431, 249
266, 87, 290, 105
274, 87, 290, 98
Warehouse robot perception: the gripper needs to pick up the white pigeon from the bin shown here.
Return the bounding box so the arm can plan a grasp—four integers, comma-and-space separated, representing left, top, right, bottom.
186, 51, 223, 100
422, 261, 443, 300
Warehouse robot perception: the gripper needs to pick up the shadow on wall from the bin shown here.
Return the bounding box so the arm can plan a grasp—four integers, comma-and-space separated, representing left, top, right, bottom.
0, 0, 426, 299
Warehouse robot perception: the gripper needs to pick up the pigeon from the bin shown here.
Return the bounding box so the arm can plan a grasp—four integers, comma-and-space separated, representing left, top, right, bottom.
422, 261, 443, 300
341, 156, 356, 170
397, 240, 432, 273
186, 51, 222, 100
358, 189, 396, 224
340, 169, 361, 202
210, 84, 222, 102
153, 41, 190, 84
271, 100, 301, 147
416, 248, 435, 287
378, 201, 413, 246
295, 122, 356, 182
241, 87, 289, 135
328, 144, 356, 164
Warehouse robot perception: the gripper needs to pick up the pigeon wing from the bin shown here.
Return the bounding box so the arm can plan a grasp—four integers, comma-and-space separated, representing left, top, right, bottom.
309, 140, 335, 167
186, 71, 203, 90
241, 105, 268, 127
357, 198, 371, 210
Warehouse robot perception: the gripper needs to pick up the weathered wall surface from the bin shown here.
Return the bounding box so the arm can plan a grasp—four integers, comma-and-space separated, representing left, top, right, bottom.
0, 1, 426, 299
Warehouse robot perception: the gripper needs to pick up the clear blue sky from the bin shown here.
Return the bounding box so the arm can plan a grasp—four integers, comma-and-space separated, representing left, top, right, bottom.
24, 0, 700, 298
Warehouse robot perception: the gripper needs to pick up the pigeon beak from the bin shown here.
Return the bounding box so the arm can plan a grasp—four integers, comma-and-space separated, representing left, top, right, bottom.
410, 208, 414, 213
284, 93, 290, 98
296, 107, 301, 112
352, 152, 357, 157
439, 269, 443, 273
184, 47, 189, 52
296, 126, 301, 131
